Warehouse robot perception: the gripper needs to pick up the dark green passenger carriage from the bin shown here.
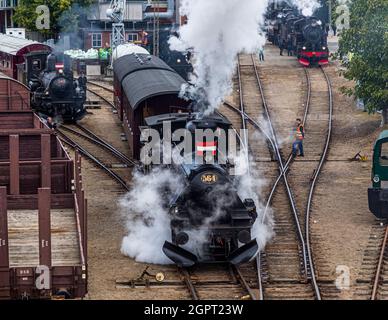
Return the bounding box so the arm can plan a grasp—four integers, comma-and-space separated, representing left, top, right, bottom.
368, 131, 388, 219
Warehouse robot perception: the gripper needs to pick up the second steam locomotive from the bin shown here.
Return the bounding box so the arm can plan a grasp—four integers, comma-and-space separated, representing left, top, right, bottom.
24, 52, 87, 122
267, 6, 329, 67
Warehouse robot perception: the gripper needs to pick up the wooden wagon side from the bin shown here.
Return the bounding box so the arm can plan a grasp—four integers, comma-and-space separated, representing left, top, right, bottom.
0, 76, 87, 299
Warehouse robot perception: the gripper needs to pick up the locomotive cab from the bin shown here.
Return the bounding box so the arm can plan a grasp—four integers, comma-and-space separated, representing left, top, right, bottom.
368, 131, 388, 219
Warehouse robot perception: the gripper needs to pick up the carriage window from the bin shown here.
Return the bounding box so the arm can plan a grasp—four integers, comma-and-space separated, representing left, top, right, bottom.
32, 59, 41, 71
380, 142, 388, 166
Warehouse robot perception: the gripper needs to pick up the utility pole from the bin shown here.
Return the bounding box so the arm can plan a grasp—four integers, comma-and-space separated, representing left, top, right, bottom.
107, 0, 126, 66
328, 0, 334, 35
153, 0, 160, 57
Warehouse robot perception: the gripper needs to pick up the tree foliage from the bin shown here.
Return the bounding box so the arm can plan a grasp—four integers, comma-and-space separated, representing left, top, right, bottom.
13, 0, 94, 35
338, 0, 388, 113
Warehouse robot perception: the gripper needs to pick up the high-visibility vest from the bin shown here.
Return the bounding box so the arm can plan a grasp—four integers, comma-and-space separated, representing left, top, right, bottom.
296, 125, 304, 140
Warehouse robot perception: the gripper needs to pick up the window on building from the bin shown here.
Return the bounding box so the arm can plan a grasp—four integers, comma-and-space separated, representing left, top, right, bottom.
92, 33, 102, 48
127, 33, 139, 43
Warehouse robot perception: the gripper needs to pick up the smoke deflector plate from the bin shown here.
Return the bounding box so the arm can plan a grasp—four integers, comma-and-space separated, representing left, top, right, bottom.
163, 241, 198, 267
228, 239, 259, 265
163, 239, 259, 267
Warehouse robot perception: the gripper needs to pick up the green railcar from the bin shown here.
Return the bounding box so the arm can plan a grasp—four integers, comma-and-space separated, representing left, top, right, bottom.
368, 130, 388, 219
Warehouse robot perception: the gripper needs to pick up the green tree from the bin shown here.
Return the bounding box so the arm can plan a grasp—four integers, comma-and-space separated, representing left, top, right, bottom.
338, 0, 388, 119
13, 0, 94, 35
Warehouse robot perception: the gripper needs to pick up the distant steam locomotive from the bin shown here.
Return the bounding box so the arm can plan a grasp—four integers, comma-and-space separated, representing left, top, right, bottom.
24, 52, 87, 122
268, 8, 329, 67
142, 113, 259, 266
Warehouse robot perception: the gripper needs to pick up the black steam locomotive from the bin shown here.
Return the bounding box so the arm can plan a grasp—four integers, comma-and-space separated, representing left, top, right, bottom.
24, 52, 87, 122
268, 8, 329, 67
157, 27, 193, 81
142, 112, 259, 267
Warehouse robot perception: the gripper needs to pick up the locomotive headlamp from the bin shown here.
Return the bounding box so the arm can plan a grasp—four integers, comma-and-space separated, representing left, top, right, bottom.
238, 230, 251, 244
373, 175, 380, 183
170, 206, 179, 214
302, 46, 306, 50
176, 232, 189, 245
322, 46, 326, 50
177, 59, 181, 63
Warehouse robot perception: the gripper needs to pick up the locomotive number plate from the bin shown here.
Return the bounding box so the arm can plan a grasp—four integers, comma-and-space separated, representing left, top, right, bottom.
201, 173, 218, 184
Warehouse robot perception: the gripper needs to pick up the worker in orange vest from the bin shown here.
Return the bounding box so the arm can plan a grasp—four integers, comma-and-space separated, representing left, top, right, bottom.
292, 118, 305, 158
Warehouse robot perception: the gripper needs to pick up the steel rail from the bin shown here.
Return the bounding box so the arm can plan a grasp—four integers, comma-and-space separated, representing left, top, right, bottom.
87, 80, 114, 93
69, 123, 137, 166
86, 87, 116, 110
60, 125, 136, 167
371, 225, 388, 300
75, 124, 135, 165
250, 55, 308, 279
261, 68, 311, 224
232, 265, 258, 300
236, 57, 251, 173
304, 67, 334, 300
57, 130, 130, 191
255, 63, 313, 300
235, 55, 264, 299
179, 268, 199, 300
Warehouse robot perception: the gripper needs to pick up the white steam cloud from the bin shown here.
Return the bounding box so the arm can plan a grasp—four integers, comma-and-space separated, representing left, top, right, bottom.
291, 0, 321, 16
233, 150, 274, 251
120, 168, 183, 264
169, 0, 269, 114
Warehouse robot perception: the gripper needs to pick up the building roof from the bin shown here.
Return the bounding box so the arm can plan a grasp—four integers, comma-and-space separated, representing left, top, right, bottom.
0, 33, 51, 55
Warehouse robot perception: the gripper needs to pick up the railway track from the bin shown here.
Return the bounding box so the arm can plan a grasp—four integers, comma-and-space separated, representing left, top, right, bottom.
87, 80, 114, 93
356, 222, 388, 300
220, 54, 336, 299
231, 54, 315, 299
371, 225, 388, 300
179, 265, 258, 300
57, 123, 134, 191
86, 81, 116, 110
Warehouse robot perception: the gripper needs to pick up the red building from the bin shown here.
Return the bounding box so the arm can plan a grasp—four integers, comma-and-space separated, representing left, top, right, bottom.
84, 0, 181, 51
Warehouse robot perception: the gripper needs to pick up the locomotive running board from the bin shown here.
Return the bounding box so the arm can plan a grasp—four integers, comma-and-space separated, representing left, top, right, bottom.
228, 239, 259, 265
163, 241, 198, 267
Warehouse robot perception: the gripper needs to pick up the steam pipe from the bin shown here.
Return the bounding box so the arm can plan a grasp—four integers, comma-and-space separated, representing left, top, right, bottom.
144, 0, 175, 20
